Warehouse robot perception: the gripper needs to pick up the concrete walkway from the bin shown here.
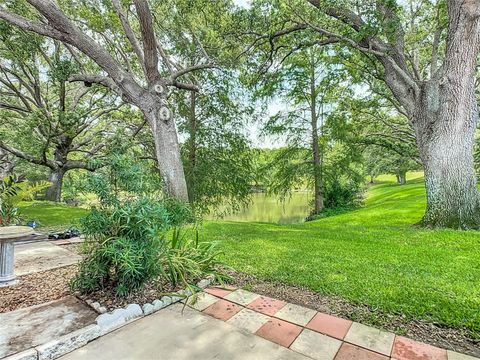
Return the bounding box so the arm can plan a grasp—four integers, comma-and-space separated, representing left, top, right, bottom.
60, 303, 307, 360
15, 242, 81, 276
0, 297, 96, 358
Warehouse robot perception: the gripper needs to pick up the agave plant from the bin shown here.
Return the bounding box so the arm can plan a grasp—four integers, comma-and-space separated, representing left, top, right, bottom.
0, 174, 50, 226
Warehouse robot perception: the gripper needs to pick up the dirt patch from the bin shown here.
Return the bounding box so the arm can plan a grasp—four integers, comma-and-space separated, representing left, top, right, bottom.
0, 265, 77, 313
228, 271, 480, 357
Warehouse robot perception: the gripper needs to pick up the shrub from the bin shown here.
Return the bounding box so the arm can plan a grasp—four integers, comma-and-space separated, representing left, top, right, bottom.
162, 228, 227, 288
71, 150, 224, 296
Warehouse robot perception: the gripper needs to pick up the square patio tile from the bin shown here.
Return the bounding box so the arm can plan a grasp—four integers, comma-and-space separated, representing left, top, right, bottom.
202, 299, 242, 321
290, 329, 342, 360
224, 289, 261, 306
447, 350, 480, 360
184, 292, 219, 311
306, 312, 352, 340
344, 322, 395, 356
204, 286, 236, 298
274, 303, 317, 326
247, 296, 287, 316
392, 336, 447, 360
227, 308, 271, 333
334, 342, 389, 360
255, 318, 303, 348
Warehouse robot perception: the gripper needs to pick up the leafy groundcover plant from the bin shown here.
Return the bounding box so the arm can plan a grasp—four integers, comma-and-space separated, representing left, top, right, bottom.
0, 174, 50, 226
71, 151, 226, 296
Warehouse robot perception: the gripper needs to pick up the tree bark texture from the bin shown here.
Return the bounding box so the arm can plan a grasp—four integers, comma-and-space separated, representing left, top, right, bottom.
45, 168, 65, 202
390, 2, 480, 228
142, 93, 189, 202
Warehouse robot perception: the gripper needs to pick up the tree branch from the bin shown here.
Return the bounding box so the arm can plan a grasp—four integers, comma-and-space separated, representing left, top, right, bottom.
133, 0, 159, 84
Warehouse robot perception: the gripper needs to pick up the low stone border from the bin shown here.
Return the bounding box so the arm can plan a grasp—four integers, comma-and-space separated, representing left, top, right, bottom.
4, 278, 213, 360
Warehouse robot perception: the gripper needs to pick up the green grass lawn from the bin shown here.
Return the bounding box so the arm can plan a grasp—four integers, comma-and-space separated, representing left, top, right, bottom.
15, 175, 480, 336
18, 201, 88, 229
202, 175, 480, 335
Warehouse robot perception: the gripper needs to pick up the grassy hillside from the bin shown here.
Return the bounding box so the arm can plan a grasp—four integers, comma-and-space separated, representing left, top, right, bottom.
202, 175, 480, 335
12, 174, 480, 335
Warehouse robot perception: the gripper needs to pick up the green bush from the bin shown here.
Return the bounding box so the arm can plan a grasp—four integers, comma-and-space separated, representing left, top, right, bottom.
162, 228, 227, 288
70, 149, 224, 296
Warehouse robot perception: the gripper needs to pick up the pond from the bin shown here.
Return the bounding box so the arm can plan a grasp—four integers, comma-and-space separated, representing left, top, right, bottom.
210, 192, 312, 224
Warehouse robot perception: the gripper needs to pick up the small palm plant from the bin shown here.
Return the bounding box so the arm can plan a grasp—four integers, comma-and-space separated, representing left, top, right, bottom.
0, 174, 50, 226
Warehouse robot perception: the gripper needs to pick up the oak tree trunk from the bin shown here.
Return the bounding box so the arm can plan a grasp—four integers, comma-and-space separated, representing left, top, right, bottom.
45, 168, 65, 202
396, 171, 406, 185
143, 97, 189, 202
413, 81, 480, 228
387, 2, 480, 229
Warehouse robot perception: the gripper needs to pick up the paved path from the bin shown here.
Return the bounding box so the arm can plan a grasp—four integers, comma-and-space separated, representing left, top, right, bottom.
15, 242, 81, 275
60, 303, 307, 360
0, 297, 96, 358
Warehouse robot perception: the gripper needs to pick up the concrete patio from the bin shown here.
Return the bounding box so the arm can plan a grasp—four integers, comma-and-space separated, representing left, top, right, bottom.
0, 297, 96, 358
15, 241, 81, 276
60, 303, 307, 360
56, 287, 478, 360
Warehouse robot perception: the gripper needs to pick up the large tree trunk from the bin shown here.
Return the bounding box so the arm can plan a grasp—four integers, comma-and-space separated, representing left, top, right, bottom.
390, 2, 480, 229
413, 80, 480, 228
143, 98, 189, 202
45, 168, 65, 202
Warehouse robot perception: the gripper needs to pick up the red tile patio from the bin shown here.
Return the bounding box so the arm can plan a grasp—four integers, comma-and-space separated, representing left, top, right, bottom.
334, 342, 389, 360
199, 288, 479, 360
255, 317, 303, 347
202, 299, 242, 321
204, 286, 236, 298
392, 336, 448, 360
247, 295, 287, 316
306, 312, 353, 340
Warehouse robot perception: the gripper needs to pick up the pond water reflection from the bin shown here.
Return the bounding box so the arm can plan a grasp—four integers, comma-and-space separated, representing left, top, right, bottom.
210, 192, 312, 224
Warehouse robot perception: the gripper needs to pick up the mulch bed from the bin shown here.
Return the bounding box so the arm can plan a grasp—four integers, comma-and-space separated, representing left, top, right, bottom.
0, 265, 78, 313
75, 279, 180, 313
228, 271, 480, 358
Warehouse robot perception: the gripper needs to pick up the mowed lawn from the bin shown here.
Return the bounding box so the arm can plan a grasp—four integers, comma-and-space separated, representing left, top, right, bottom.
15, 174, 480, 335
202, 175, 480, 335
18, 201, 87, 228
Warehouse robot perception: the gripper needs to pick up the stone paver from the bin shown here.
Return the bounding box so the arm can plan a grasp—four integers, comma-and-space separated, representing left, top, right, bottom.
290, 329, 342, 360
274, 303, 317, 326
247, 295, 287, 316
306, 312, 353, 340
255, 318, 303, 347
184, 292, 219, 311
60, 304, 309, 360
334, 342, 389, 360
15, 241, 81, 276
202, 299, 242, 321
343, 322, 395, 356
204, 286, 235, 298
448, 350, 479, 360
224, 289, 261, 306
227, 308, 271, 333
0, 296, 96, 358
392, 336, 447, 360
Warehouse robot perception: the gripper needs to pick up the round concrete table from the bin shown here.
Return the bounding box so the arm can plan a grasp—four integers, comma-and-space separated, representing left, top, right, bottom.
0, 226, 35, 286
